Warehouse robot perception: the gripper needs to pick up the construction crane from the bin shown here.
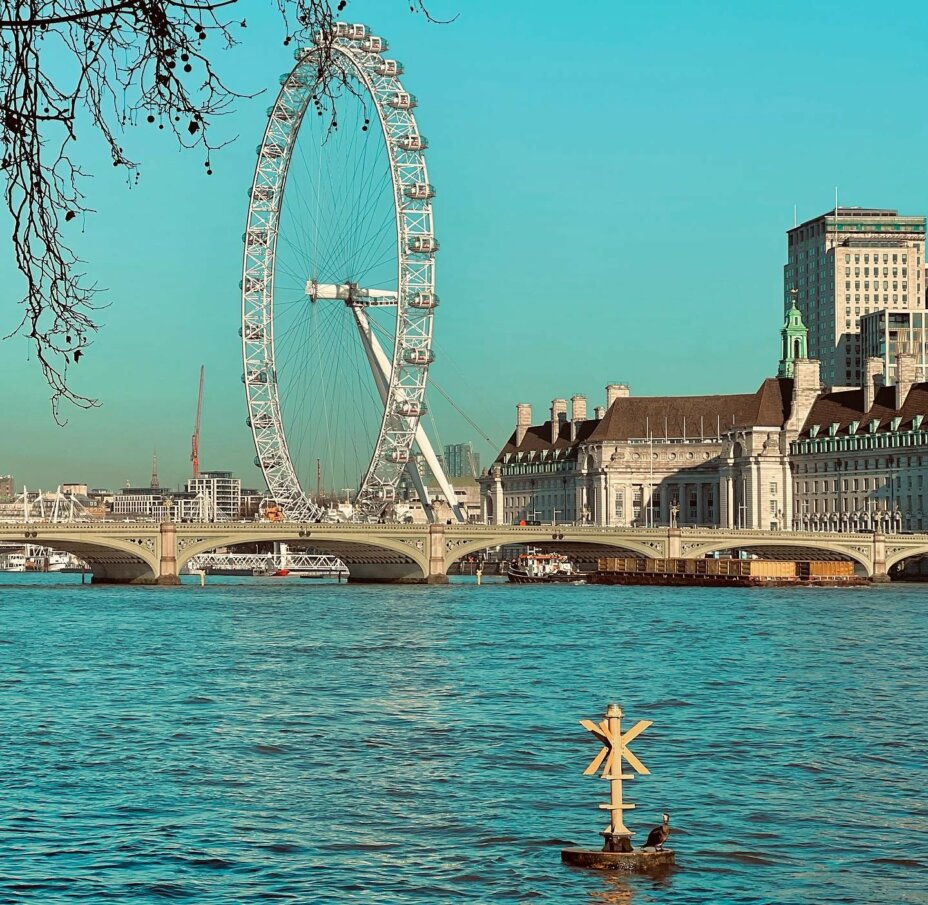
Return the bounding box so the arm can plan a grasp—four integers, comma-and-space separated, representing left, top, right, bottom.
191, 365, 204, 479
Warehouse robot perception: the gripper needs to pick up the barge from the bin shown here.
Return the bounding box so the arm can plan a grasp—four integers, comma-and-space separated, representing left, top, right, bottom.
589, 557, 867, 587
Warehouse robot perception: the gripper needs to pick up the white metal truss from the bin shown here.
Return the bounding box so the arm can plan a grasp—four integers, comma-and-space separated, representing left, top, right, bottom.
242, 24, 437, 521
187, 551, 348, 575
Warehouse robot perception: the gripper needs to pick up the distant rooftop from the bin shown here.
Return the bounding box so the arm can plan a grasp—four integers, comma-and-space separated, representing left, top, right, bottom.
790, 207, 925, 235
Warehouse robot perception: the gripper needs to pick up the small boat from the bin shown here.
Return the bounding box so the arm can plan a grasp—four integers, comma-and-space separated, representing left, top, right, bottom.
273, 568, 290, 577
506, 549, 578, 583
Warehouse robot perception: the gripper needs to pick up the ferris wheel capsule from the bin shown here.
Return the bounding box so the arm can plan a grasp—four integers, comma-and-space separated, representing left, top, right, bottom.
404, 183, 434, 200
409, 292, 439, 309
359, 35, 388, 53
387, 92, 417, 110
375, 59, 404, 76
397, 134, 428, 152
408, 235, 439, 254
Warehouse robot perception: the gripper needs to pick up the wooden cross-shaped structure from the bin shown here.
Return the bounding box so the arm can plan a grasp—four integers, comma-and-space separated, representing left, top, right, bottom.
580, 702, 652, 852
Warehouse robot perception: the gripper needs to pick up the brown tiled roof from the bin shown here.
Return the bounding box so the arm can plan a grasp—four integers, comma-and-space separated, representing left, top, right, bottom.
496, 418, 598, 460
800, 382, 928, 437
587, 378, 793, 443
495, 378, 794, 460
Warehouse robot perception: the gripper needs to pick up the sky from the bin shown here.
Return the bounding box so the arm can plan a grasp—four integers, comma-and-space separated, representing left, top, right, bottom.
2, 0, 928, 491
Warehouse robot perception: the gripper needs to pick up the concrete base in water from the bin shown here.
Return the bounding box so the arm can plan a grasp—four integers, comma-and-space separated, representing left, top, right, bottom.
561, 847, 675, 872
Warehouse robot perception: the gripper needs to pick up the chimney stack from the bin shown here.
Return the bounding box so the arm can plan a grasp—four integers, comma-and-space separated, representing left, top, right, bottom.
515, 403, 532, 446
570, 395, 587, 441
550, 398, 567, 443
606, 383, 630, 408
594, 405, 605, 420
786, 358, 822, 433
895, 352, 917, 409
571, 394, 587, 422
864, 357, 884, 413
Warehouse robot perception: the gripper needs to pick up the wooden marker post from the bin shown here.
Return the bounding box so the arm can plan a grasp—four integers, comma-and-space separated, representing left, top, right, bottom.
562, 702, 674, 871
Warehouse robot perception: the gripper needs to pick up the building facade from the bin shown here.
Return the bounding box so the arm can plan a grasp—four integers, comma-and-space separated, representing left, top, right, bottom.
443, 443, 480, 479
480, 339, 821, 531
111, 488, 206, 521
185, 471, 242, 521
785, 207, 925, 388
790, 352, 928, 533
0, 475, 12, 501
859, 309, 928, 384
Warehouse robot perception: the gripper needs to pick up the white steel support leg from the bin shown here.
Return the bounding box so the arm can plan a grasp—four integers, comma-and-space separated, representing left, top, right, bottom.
354, 310, 436, 523
353, 308, 466, 523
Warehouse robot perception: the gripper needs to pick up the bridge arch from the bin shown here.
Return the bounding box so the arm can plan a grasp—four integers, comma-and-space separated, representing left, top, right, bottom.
885, 544, 928, 574
176, 529, 430, 583
443, 532, 664, 573
0, 531, 161, 583
681, 538, 874, 576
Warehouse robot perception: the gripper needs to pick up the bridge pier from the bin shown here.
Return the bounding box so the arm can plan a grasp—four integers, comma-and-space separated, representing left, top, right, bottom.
157, 522, 181, 586
427, 524, 449, 584
871, 531, 889, 582
667, 527, 682, 559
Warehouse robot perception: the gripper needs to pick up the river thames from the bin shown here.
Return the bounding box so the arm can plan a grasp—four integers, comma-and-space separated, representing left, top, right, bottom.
1, 574, 926, 904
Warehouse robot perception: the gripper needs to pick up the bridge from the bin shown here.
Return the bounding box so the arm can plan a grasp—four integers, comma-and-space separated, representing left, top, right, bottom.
2, 521, 927, 583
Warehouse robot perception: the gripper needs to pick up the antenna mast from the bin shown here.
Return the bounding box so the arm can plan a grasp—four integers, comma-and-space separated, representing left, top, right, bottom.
191, 365, 205, 479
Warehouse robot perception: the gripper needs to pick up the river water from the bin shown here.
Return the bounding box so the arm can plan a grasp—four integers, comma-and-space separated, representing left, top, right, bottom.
0, 574, 926, 904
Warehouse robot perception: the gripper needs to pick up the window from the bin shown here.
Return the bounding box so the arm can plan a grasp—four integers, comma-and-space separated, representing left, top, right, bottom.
770, 481, 777, 495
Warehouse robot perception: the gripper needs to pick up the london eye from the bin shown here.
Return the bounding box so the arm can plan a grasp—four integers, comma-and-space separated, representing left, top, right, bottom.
241, 22, 451, 521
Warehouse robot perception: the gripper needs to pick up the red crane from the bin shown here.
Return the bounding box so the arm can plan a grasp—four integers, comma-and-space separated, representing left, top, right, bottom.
191, 365, 204, 479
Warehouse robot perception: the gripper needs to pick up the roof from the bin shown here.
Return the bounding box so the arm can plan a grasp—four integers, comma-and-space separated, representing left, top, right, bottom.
800, 382, 928, 437
495, 378, 794, 460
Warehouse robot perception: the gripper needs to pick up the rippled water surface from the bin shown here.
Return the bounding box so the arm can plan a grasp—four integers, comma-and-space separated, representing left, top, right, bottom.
1, 574, 927, 904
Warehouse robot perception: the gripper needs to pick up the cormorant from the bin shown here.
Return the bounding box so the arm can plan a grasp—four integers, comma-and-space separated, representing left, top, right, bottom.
644, 813, 670, 851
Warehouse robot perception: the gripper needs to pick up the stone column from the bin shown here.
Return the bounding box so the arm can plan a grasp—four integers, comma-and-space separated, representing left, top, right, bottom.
158, 521, 180, 586
493, 477, 504, 526
723, 475, 734, 528
695, 482, 703, 526
426, 523, 449, 584
596, 474, 607, 527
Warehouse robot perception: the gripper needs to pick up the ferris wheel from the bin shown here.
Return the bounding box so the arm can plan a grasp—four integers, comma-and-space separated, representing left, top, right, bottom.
242, 23, 460, 522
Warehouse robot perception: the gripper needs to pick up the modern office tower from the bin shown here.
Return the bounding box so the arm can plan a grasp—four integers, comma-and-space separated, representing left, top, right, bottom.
443, 442, 480, 479
784, 207, 925, 387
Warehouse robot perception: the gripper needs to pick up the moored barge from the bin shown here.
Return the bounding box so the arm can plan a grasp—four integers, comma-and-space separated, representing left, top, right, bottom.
589, 557, 867, 587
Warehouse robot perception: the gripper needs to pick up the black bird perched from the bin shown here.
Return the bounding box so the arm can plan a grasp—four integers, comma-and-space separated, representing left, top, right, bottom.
644, 813, 670, 851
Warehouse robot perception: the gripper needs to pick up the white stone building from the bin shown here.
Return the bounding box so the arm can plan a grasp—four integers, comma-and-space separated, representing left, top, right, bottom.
785, 207, 925, 388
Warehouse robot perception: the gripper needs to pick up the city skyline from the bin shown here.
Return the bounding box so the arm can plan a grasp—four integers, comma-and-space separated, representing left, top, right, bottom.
3, 0, 928, 489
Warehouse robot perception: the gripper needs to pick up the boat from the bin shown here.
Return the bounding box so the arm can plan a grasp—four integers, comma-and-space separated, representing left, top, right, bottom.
589, 557, 867, 587
506, 549, 579, 583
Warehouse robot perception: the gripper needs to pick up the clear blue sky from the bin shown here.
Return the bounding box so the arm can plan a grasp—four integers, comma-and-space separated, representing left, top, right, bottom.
2, 0, 928, 490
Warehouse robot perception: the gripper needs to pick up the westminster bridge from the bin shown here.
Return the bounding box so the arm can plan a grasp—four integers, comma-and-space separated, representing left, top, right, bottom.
3, 521, 928, 584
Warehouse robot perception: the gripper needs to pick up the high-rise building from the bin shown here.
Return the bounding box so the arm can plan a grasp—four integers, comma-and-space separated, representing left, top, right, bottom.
443, 442, 480, 479
785, 207, 925, 388
0, 475, 13, 501
185, 471, 242, 521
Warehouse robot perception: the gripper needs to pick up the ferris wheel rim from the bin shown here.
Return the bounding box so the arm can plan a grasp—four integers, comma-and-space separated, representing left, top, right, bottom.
241, 26, 437, 521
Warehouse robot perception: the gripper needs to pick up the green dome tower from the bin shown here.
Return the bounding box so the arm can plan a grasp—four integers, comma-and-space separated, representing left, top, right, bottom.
778, 295, 808, 378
